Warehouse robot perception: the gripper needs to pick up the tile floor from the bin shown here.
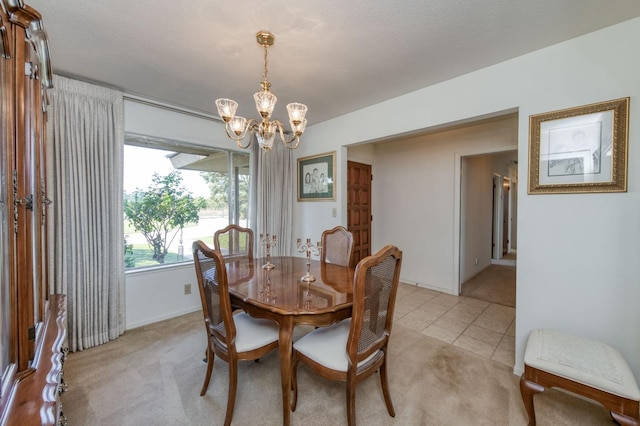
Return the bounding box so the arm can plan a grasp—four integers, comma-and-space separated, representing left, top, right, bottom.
394, 282, 516, 367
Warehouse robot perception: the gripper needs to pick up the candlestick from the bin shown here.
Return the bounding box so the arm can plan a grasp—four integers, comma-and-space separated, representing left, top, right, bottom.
296, 237, 322, 282
260, 233, 277, 269
259, 268, 276, 303
302, 281, 313, 309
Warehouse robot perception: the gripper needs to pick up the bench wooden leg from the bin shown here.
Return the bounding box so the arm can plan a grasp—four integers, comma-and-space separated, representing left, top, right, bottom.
521, 365, 639, 426
520, 374, 545, 426
611, 411, 639, 426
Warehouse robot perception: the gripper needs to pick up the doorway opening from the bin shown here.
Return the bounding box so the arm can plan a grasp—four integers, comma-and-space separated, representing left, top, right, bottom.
491, 174, 517, 266
458, 151, 517, 308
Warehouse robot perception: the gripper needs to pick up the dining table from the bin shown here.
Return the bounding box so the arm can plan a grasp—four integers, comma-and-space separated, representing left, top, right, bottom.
225, 255, 355, 426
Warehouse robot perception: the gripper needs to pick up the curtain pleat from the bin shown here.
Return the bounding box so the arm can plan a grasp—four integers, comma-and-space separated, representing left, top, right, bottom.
47, 74, 125, 352
256, 141, 294, 256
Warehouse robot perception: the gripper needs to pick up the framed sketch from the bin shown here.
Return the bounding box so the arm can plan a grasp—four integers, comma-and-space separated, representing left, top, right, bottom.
297, 151, 335, 201
528, 97, 629, 194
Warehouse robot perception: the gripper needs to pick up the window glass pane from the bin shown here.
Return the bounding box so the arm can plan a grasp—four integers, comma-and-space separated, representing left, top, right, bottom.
123, 143, 250, 270
231, 152, 250, 227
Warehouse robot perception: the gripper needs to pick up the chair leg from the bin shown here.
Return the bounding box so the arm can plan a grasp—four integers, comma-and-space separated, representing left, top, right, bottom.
200, 346, 215, 396
379, 359, 396, 417
346, 373, 357, 426
224, 357, 238, 426
291, 358, 299, 411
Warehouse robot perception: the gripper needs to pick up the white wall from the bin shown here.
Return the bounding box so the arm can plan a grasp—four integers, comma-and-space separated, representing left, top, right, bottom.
125, 264, 201, 329
371, 119, 517, 291
461, 155, 494, 282
295, 18, 640, 378
124, 19, 640, 380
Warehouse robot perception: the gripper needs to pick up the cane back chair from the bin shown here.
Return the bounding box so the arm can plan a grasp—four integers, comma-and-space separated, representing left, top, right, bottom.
192, 240, 278, 426
291, 244, 403, 425
320, 225, 354, 267
214, 224, 254, 260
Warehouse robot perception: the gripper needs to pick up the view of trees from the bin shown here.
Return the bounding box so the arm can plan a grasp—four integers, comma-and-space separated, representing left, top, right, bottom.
123, 145, 250, 269
200, 170, 250, 220
124, 171, 206, 264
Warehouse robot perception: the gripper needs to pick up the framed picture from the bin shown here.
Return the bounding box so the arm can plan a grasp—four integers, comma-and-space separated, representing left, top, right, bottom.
528, 97, 629, 194
297, 151, 336, 201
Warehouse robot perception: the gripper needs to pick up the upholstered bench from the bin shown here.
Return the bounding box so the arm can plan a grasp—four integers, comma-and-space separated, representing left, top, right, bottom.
520, 329, 640, 426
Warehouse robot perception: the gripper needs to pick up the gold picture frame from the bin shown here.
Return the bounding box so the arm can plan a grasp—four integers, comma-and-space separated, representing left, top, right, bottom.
297, 151, 336, 201
528, 97, 629, 194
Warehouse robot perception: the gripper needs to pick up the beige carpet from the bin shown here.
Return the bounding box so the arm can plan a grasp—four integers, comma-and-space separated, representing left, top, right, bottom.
461, 265, 516, 308
60, 310, 616, 425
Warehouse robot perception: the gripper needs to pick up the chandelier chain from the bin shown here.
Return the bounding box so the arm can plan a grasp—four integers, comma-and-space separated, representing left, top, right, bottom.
263, 44, 269, 83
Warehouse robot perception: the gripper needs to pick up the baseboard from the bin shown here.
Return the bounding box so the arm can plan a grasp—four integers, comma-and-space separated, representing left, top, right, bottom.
126, 306, 201, 330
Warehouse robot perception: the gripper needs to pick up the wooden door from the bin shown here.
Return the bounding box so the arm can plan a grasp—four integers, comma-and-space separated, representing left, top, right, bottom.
347, 161, 371, 265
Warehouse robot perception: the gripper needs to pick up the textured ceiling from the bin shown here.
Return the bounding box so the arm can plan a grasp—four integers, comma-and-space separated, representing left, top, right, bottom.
27, 0, 640, 127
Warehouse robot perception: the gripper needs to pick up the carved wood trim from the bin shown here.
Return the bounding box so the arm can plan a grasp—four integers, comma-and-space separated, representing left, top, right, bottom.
0, 15, 10, 59
1, 0, 52, 88
2, 1, 39, 29
1, 295, 67, 426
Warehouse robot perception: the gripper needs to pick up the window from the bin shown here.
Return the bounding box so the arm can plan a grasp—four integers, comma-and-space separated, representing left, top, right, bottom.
124, 135, 250, 270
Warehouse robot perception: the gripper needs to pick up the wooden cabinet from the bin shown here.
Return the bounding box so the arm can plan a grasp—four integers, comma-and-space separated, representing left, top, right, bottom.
0, 2, 66, 425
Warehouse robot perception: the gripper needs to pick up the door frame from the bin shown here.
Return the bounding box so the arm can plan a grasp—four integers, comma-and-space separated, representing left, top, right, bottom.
454, 145, 517, 294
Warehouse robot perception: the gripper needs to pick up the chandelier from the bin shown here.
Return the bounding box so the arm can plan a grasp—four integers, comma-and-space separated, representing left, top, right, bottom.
215, 31, 308, 152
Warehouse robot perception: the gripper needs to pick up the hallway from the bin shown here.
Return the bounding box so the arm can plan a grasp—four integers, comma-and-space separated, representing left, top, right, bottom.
460, 264, 516, 307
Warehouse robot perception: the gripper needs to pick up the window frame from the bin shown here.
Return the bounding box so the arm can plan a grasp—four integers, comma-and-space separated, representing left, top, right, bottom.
123, 132, 251, 272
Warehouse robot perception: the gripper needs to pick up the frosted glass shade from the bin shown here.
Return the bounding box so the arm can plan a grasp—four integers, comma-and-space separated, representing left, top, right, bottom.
290, 118, 307, 135
229, 116, 247, 136
254, 90, 277, 118
215, 98, 238, 122
287, 103, 308, 126
257, 122, 276, 151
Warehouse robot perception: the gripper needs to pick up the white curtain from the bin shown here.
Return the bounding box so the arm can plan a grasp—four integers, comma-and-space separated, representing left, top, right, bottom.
254, 140, 295, 256
47, 75, 125, 352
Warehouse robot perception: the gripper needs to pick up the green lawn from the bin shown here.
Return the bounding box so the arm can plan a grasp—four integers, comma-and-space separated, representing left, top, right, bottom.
126, 236, 214, 268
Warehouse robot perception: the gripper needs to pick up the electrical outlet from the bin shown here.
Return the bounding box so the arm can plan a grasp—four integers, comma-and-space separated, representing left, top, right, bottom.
331, 208, 337, 217
184, 284, 191, 295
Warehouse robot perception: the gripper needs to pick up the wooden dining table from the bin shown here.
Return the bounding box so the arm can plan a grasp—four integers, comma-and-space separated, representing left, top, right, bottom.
225, 256, 354, 426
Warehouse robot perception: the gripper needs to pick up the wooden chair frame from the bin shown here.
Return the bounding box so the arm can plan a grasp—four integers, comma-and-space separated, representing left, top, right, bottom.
214, 224, 254, 260
321, 225, 355, 267
192, 240, 278, 426
291, 244, 402, 426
